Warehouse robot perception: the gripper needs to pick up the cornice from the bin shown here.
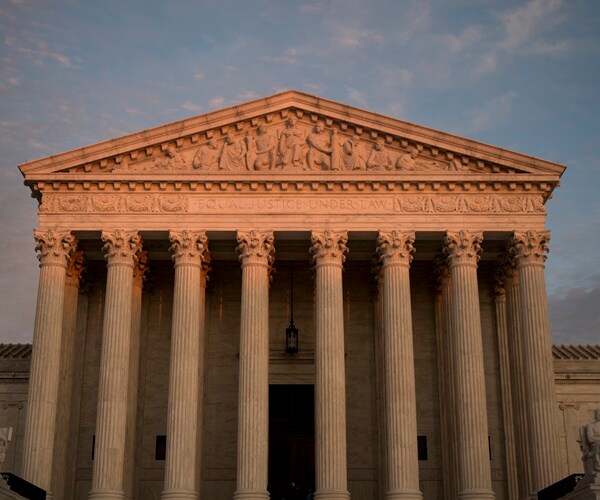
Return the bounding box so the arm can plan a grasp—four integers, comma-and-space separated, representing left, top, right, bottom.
31, 176, 555, 196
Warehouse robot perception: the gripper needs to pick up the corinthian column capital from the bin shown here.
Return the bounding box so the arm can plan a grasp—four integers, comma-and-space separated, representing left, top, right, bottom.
65, 251, 85, 287
444, 230, 483, 268
34, 228, 77, 268
169, 230, 209, 266
377, 230, 415, 268
509, 230, 550, 268
310, 230, 348, 267
101, 229, 142, 266
236, 230, 275, 267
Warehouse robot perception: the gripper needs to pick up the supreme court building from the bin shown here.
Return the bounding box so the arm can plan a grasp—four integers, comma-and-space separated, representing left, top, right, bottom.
11, 91, 594, 500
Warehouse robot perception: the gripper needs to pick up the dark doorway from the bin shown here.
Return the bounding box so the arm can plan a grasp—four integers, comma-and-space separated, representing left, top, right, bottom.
268, 384, 315, 500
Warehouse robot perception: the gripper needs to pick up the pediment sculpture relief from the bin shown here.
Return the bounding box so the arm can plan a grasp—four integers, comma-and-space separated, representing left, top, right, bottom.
110, 116, 479, 175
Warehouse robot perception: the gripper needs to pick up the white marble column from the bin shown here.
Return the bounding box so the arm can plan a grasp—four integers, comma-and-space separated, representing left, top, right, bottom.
52, 250, 85, 500
444, 230, 495, 500
509, 230, 561, 492
492, 262, 519, 500
504, 262, 533, 499
310, 230, 350, 500
433, 256, 459, 500
89, 230, 142, 500
162, 231, 209, 500
125, 252, 148, 500
377, 231, 422, 500
22, 228, 76, 497
234, 230, 274, 500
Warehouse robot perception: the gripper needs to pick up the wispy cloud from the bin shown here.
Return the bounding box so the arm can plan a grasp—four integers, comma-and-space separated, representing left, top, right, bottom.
208, 96, 226, 108
493, 0, 574, 59
444, 26, 483, 54
550, 285, 600, 343
465, 91, 519, 133
498, 0, 563, 50
237, 90, 258, 100
300, 3, 323, 14
378, 66, 413, 87
180, 101, 203, 113
330, 24, 383, 48
258, 55, 300, 65
6, 32, 80, 68
346, 87, 367, 107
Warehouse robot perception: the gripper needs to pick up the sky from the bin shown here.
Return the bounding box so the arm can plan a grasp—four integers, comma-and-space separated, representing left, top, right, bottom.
0, 0, 599, 344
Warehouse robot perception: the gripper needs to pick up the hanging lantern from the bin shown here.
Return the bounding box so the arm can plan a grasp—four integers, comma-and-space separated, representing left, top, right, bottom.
285, 262, 299, 354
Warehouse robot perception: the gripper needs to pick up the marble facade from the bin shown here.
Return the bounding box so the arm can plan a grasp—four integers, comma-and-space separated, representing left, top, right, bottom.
8, 91, 595, 499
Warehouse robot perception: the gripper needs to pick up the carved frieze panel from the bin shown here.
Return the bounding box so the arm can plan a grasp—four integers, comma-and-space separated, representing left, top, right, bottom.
40, 194, 190, 213
37, 192, 545, 216
395, 194, 546, 214
65, 110, 521, 177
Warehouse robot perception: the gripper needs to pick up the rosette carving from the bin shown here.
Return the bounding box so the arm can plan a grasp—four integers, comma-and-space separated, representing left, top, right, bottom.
65, 250, 85, 287
509, 229, 550, 267
310, 230, 348, 266
34, 228, 77, 268
236, 230, 275, 267
169, 230, 209, 267
376, 230, 415, 267
101, 229, 142, 266
443, 230, 483, 267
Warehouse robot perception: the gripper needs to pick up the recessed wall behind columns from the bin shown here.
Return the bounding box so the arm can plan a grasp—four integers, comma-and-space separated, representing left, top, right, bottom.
343, 262, 378, 500
411, 261, 443, 499
478, 262, 508, 499
75, 262, 105, 499
202, 260, 240, 499
70, 252, 507, 499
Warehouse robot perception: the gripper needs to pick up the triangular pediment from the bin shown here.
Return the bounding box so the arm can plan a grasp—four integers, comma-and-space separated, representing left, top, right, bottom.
19, 90, 565, 182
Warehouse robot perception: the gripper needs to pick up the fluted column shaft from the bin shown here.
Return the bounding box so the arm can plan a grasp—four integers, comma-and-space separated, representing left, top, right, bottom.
125, 252, 147, 500
372, 259, 388, 500
52, 250, 85, 499
510, 230, 561, 492
492, 265, 518, 500
311, 230, 350, 500
89, 230, 142, 500
433, 257, 459, 500
504, 266, 533, 499
376, 231, 422, 500
444, 231, 495, 500
22, 229, 76, 498
234, 230, 274, 500
162, 232, 209, 500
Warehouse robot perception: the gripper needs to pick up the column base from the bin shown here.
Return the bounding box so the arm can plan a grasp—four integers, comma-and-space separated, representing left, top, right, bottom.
387, 489, 423, 500
88, 489, 126, 500
315, 490, 351, 500
161, 488, 198, 500
233, 490, 270, 500
458, 489, 495, 500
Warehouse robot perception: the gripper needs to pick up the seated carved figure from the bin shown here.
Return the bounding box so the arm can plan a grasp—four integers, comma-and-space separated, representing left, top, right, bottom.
307, 122, 332, 171
579, 408, 600, 473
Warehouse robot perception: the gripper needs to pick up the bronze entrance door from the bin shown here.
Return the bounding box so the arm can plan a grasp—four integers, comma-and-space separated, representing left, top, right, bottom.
268, 384, 315, 500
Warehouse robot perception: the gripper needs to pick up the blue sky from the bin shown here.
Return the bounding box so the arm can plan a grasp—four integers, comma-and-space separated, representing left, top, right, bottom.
1, 0, 599, 343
